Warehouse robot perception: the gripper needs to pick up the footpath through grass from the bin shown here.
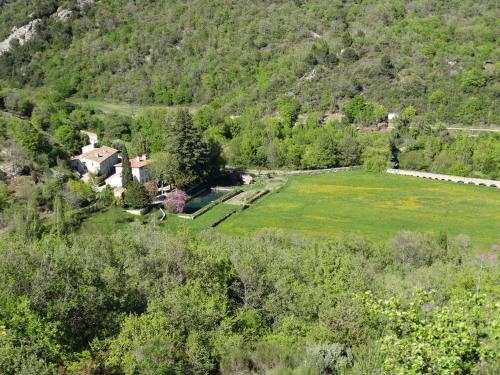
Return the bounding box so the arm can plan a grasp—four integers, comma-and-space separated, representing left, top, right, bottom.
218, 171, 500, 248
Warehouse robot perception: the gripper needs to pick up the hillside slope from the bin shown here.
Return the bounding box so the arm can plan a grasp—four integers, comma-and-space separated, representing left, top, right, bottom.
0, 0, 498, 125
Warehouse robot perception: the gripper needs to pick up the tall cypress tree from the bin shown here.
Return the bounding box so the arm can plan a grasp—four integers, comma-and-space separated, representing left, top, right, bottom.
166, 109, 211, 186
54, 193, 65, 237
121, 145, 133, 188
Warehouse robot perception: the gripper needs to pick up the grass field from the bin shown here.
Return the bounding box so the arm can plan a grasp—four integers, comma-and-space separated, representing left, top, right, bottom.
218, 171, 500, 248
78, 171, 499, 248
68, 98, 198, 117
78, 203, 238, 236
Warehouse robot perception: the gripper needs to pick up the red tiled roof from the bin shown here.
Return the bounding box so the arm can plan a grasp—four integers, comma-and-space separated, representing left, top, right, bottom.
114, 158, 153, 168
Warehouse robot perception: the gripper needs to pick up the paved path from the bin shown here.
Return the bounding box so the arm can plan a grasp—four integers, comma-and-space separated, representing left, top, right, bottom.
387, 125, 500, 133
445, 127, 500, 132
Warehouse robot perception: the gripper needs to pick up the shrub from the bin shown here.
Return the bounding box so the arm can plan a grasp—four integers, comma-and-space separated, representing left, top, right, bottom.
448, 161, 470, 177
0, 181, 10, 211
389, 231, 446, 268
97, 186, 115, 207
459, 68, 489, 92
363, 147, 390, 172
65, 179, 94, 208
364, 291, 499, 375
304, 343, 353, 373
124, 180, 150, 209
398, 150, 428, 170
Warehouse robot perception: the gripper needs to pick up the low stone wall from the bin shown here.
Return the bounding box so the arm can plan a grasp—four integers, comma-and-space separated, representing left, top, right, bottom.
387, 169, 500, 188
229, 166, 361, 176
125, 207, 150, 216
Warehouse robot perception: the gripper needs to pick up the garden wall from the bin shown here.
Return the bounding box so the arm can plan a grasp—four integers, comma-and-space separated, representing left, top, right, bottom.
387, 169, 500, 188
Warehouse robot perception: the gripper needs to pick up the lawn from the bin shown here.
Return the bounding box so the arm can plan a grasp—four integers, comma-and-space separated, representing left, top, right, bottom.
78, 171, 499, 248
218, 171, 500, 248
68, 98, 198, 117
78, 203, 238, 236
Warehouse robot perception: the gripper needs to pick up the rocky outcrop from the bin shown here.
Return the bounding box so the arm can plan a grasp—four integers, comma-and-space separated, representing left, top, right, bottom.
0, 1, 95, 56
0, 19, 41, 56
55, 7, 72, 21
77, 0, 94, 9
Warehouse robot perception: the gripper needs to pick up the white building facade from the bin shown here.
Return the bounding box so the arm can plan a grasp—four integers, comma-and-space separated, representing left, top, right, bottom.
71, 146, 119, 177
105, 155, 152, 188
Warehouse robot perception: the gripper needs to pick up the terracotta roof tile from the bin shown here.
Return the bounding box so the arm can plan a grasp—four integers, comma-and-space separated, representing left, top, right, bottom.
114, 158, 153, 168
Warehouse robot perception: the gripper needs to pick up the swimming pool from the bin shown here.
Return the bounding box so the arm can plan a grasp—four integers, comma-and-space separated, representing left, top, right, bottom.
183, 189, 226, 214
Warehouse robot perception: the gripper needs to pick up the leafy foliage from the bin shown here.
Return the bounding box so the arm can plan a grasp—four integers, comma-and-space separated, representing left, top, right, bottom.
53, 124, 83, 155
0, 227, 495, 373
363, 290, 499, 374
124, 179, 150, 209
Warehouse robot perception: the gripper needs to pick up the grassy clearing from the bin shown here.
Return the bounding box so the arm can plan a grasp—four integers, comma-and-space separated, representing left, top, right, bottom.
78, 203, 239, 236
218, 171, 500, 248
78, 171, 499, 248
68, 98, 198, 117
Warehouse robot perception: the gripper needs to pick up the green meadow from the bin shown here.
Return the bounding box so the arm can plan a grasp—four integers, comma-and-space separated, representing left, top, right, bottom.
218, 171, 500, 248
79, 171, 499, 248
68, 98, 198, 117
78, 203, 238, 235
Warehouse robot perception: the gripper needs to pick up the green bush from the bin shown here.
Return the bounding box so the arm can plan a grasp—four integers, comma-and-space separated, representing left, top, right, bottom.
459, 68, 489, 92
124, 180, 150, 209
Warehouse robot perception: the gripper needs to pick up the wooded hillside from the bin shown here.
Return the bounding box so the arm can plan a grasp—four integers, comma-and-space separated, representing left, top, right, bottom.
0, 0, 498, 125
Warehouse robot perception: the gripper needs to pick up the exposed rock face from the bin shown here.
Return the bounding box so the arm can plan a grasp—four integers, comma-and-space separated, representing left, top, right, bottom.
0, 1, 95, 56
0, 141, 32, 178
55, 7, 73, 21
0, 19, 41, 56
77, 0, 94, 9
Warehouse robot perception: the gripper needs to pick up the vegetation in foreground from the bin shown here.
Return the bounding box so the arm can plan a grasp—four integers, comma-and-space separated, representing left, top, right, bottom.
0, 226, 498, 374
219, 171, 500, 247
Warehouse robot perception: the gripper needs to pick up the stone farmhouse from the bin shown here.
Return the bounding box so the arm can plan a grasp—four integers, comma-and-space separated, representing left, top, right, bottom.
71, 132, 153, 197
71, 131, 119, 178
71, 145, 119, 177
105, 155, 153, 188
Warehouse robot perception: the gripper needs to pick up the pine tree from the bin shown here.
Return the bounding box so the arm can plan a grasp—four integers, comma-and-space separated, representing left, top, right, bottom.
165, 109, 211, 186
121, 146, 133, 188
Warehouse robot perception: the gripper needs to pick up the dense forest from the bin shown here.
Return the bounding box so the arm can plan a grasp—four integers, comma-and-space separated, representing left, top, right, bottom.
0, 0, 499, 126
1, 88, 499, 179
